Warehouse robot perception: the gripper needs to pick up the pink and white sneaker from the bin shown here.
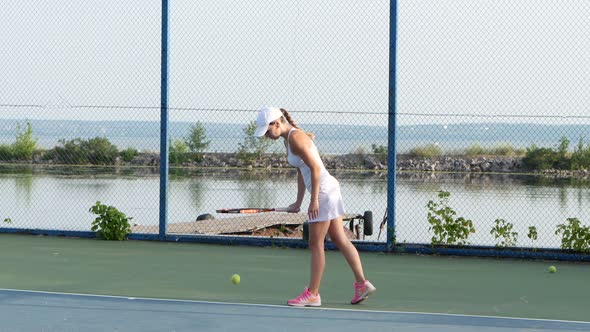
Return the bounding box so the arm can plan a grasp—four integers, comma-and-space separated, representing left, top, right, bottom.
351, 280, 376, 304
287, 287, 322, 307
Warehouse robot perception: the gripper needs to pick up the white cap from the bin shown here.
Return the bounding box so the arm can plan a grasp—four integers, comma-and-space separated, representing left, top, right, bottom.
254, 107, 283, 137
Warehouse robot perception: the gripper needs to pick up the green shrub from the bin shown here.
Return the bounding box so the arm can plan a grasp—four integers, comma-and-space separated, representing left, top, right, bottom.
554, 136, 571, 169
527, 226, 538, 241
571, 137, 590, 170
490, 219, 518, 247
522, 137, 577, 171
371, 144, 388, 164
169, 139, 188, 165
527, 226, 538, 250
185, 122, 210, 161
0, 120, 38, 161
89, 201, 132, 241
491, 144, 524, 157
464, 144, 486, 157
371, 144, 387, 155
0, 144, 13, 161
555, 218, 590, 253
448, 143, 524, 157
408, 144, 441, 158
40, 149, 54, 161
52, 137, 119, 165
237, 121, 274, 165
85, 137, 119, 165
120, 147, 139, 162
52, 139, 86, 164
426, 191, 475, 246
522, 144, 559, 171
12, 121, 38, 160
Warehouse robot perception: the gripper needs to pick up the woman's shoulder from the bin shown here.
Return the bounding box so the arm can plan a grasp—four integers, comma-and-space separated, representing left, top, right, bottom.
288, 128, 312, 151
289, 128, 311, 140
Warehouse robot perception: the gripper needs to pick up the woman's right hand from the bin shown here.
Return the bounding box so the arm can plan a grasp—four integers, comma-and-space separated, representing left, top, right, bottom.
287, 203, 301, 213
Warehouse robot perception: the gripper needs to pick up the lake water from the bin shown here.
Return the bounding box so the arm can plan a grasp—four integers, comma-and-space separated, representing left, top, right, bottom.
1, 166, 589, 248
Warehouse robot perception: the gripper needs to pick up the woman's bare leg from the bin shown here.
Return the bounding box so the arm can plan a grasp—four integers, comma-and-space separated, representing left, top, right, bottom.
327, 216, 366, 282
307, 221, 331, 295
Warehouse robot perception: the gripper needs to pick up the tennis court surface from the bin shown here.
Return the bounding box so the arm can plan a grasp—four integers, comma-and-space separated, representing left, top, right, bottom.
1, 234, 589, 331
2, 289, 590, 332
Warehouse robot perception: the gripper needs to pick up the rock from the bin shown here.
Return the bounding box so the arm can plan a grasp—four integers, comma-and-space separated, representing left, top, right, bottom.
196, 213, 215, 221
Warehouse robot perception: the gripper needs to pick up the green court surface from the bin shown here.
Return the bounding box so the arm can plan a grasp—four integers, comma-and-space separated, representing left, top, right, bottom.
1, 233, 589, 324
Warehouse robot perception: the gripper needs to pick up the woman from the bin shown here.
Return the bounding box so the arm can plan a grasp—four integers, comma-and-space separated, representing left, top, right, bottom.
253, 106, 376, 306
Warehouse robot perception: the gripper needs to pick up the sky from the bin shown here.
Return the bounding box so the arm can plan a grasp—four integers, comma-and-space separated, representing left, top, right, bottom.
1, 0, 589, 126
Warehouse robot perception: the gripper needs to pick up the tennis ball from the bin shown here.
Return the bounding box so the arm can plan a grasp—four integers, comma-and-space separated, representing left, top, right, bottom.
231, 274, 241, 285
548, 266, 557, 273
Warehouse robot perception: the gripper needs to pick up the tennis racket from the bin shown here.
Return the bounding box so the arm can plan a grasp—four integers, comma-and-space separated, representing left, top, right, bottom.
215, 207, 289, 214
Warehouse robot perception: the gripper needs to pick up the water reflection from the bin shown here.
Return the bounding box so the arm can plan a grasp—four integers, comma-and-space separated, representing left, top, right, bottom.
242, 183, 277, 208
188, 179, 204, 210
14, 170, 33, 205
0, 165, 588, 247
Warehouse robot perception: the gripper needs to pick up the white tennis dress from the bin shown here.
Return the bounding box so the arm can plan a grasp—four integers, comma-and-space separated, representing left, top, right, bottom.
286, 128, 345, 222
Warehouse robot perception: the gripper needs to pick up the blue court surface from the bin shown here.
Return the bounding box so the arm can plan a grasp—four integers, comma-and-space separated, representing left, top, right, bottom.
1, 289, 589, 332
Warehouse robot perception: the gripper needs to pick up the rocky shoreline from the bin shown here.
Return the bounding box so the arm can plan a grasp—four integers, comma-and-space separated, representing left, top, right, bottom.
129, 153, 589, 178
8, 152, 588, 178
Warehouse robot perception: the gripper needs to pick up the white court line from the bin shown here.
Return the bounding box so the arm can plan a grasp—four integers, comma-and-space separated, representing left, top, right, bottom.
1, 288, 589, 326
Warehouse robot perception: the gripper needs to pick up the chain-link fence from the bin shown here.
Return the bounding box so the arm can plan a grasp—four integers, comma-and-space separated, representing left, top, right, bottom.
1, 1, 589, 259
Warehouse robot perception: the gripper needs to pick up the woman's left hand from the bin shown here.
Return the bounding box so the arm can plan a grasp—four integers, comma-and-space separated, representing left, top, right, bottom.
287, 203, 301, 213
308, 199, 319, 220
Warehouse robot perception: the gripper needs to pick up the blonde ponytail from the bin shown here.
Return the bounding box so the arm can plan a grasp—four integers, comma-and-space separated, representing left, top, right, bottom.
280, 108, 315, 140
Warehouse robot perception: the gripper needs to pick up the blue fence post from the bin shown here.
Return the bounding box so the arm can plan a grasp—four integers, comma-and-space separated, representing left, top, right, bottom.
387, 0, 398, 252
159, 0, 170, 240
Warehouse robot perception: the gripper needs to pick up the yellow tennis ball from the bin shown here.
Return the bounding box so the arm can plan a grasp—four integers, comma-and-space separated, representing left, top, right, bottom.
548, 266, 557, 273
231, 274, 241, 285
